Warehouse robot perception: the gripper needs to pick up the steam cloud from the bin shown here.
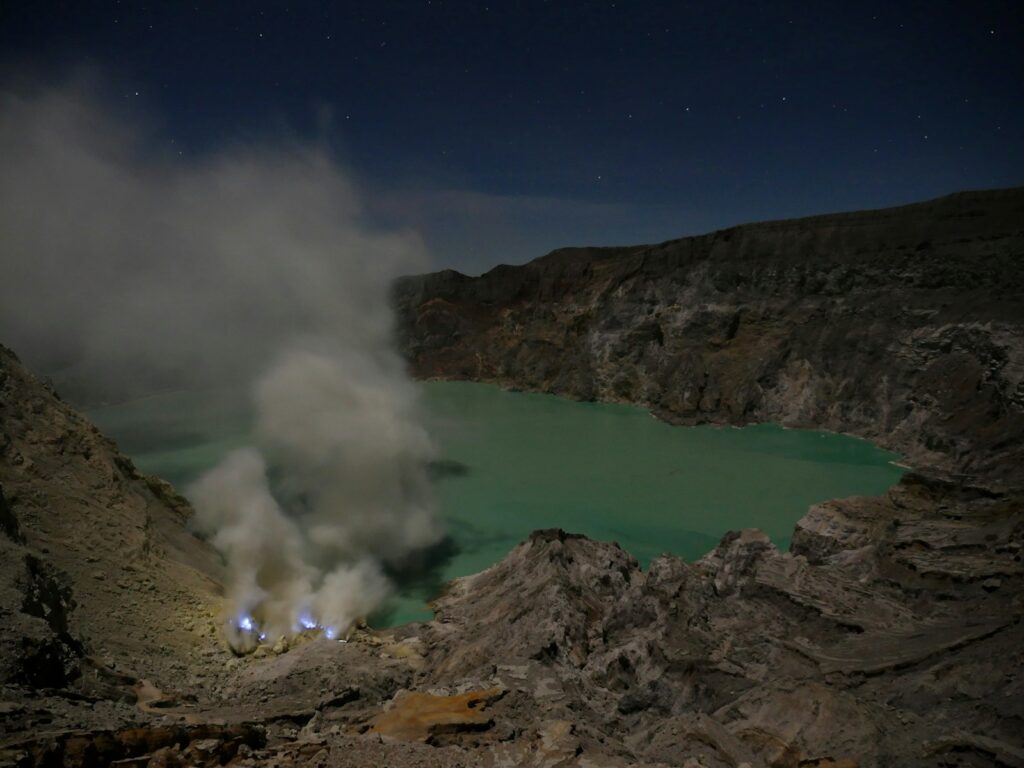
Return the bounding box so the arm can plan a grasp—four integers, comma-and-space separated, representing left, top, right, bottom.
0, 79, 441, 646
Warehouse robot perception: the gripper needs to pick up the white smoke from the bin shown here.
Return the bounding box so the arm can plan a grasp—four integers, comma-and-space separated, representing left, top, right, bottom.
0, 78, 442, 647
188, 449, 315, 642
192, 344, 441, 643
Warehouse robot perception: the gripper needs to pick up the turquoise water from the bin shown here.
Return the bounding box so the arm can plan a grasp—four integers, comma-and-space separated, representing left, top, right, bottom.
88, 381, 904, 625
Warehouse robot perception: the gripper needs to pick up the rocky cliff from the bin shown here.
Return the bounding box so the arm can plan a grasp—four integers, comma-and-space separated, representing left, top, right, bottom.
395, 187, 1024, 484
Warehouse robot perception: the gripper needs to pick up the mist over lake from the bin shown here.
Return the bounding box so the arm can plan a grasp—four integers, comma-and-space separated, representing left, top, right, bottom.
89, 380, 904, 624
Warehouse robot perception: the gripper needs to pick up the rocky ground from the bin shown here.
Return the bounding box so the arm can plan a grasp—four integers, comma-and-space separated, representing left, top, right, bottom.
2, 188, 1023, 766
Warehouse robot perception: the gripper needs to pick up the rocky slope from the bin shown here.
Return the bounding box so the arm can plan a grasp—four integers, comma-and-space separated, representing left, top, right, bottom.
0, 343, 230, 685
395, 187, 1024, 484
2, 188, 1023, 767
0, 343, 255, 760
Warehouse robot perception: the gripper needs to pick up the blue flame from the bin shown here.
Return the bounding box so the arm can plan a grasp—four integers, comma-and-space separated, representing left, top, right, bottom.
236, 611, 336, 642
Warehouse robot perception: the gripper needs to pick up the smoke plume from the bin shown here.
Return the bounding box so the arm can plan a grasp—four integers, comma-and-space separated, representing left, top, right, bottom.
0, 79, 441, 646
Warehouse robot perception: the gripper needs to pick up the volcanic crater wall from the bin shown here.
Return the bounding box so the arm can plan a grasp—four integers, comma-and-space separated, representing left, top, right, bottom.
395, 187, 1024, 485
2, 190, 1024, 767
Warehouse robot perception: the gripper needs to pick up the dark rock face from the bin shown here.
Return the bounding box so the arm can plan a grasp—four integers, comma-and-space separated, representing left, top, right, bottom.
0, 485, 23, 544
13, 554, 82, 688
395, 187, 1024, 484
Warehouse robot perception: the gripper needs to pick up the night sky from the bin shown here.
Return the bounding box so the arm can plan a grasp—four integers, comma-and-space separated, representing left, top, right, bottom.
2, 1, 1022, 274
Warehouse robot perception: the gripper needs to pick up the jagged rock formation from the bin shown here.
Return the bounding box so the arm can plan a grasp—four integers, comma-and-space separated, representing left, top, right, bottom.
395, 187, 1024, 484
421, 517, 1023, 766
2, 188, 1023, 766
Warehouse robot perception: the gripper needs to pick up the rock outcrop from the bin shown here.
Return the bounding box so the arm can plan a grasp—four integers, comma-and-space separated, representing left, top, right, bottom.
420, 517, 1024, 766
